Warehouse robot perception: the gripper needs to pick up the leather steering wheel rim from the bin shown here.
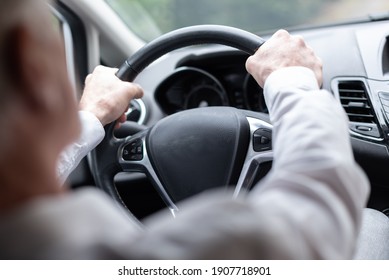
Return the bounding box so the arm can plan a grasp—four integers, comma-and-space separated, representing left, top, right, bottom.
89, 25, 266, 213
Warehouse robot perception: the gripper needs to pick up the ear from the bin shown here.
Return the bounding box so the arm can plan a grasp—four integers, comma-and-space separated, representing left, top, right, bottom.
3, 24, 52, 114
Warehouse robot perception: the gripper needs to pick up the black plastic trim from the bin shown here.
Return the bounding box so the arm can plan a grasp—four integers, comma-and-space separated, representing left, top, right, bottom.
54, 1, 89, 83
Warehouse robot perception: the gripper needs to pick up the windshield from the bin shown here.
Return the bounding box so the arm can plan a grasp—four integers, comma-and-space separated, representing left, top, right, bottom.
106, 0, 389, 42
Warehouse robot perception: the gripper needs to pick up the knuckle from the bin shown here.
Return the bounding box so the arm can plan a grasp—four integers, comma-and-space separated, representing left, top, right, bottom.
245, 56, 255, 72
275, 29, 289, 38
94, 65, 104, 72
124, 82, 135, 92
294, 35, 305, 47
85, 74, 92, 83
124, 82, 143, 98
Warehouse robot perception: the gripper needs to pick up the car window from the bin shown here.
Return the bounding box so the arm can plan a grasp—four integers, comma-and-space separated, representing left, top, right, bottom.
105, 0, 389, 41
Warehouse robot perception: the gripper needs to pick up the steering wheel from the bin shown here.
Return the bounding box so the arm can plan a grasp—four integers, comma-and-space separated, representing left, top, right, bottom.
89, 25, 273, 216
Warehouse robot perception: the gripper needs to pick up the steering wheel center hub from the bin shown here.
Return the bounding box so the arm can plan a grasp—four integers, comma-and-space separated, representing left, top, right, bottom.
146, 107, 250, 202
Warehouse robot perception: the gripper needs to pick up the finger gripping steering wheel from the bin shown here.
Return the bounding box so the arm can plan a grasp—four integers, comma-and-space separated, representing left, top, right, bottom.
89, 25, 272, 217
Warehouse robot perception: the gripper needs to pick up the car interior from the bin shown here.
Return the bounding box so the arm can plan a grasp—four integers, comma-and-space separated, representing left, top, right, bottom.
55, 0, 389, 221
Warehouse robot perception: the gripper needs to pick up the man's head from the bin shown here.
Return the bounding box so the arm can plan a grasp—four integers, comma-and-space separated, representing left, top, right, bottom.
0, 0, 80, 209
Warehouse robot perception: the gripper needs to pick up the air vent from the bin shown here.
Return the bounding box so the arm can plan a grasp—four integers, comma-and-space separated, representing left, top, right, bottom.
338, 81, 375, 123
336, 80, 381, 138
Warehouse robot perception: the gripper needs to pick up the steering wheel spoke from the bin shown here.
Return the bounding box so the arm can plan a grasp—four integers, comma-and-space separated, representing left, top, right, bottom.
118, 131, 179, 216
233, 117, 273, 198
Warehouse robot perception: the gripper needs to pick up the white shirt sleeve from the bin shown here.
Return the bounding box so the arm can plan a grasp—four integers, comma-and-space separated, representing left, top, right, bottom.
57, 111, 105, 184
247, 66, 370, 258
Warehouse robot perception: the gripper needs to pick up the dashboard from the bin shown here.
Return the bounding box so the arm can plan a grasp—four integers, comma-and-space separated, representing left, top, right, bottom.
154, 53, 267, 114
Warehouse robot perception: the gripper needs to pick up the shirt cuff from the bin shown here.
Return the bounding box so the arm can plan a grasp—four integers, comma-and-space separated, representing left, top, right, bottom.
57, 111, 105, 184
78, 110, 105, 151
264, 67, 320, 112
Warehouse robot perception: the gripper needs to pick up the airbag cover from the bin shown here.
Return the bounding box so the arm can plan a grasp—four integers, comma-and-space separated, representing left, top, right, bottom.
146, 107, 250, 202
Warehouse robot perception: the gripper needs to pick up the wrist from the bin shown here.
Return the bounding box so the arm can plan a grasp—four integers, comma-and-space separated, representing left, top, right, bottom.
78, 104, 105, 126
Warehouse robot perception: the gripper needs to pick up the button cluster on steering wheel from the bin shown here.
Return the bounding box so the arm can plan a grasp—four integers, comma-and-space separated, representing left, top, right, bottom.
253, 128, 272, 152
122, 139, 143, 161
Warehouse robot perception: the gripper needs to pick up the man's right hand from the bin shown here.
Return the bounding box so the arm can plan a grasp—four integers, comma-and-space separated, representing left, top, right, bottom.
246, 29, 323, 88
79, 66, 144, 127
